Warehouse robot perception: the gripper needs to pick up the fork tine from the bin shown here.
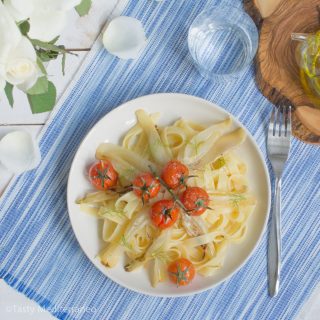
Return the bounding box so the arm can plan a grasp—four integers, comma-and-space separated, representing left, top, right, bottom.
287, 106, 292, 137
279, 106, 287, 137
279, 106, 284, 137
269, 107, 275, 135
283, 106, 288, 137
273, 107, 278, 136
275, 106, 280, 136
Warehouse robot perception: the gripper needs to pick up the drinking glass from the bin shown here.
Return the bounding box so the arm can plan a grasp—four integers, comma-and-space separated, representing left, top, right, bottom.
188, 5, 259, 81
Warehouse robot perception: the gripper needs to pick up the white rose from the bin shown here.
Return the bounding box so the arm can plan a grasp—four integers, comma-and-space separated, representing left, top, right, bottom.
0, 3, 40, 91
4, 0, 82, 42
4, 37, 40, 91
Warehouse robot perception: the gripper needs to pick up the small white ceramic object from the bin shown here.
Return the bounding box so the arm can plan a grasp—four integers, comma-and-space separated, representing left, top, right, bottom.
0, 130, 41, 174
102, 16, 147, 59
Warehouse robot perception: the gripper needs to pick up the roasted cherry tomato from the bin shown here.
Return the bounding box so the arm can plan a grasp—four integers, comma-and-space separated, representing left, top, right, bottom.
150, 199, 179, 229
161, 160, 189, 189
89, 160, 118, 190
181, 186, 209, 216
168, 258, 195, 286
133, 172, 161, 203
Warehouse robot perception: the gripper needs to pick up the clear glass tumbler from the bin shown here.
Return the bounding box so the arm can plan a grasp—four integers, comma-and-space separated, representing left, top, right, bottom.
188, 5, 259, 81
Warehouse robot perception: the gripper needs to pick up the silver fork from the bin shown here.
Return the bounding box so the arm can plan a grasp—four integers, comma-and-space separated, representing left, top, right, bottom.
267, 105, 292, 297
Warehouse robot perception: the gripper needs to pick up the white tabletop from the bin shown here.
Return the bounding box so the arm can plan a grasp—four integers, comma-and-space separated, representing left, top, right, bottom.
0, 0, 319, 319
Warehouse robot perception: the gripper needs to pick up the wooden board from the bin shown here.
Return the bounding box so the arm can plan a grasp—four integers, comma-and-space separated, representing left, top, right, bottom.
244, 0, 320, 144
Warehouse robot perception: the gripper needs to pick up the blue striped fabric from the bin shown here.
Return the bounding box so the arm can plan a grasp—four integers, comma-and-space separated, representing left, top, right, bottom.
1, 0, 319, 319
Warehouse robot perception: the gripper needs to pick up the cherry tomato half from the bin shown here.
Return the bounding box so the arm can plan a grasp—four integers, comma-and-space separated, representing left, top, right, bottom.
168, 258, 195, 286
133, 172, 160, 203
161, 160, 189, 189
89, 160, 118, 190
150, 199, 179, 229
181, 186, 209, 216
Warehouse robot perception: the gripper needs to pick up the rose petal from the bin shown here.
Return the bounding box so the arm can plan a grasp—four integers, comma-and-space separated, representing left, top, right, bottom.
16, 69, 39, 92
7, 36, 37, 62
28, 9, 67, 42
0, 2, 21, 63
61, 0, 82, 11
3, 0, 34, 21
52, 0, 82, 11
102, 16, 147, 60
0, 77, 5, 91
32, 0, 82, 11
0, 131, 41, 174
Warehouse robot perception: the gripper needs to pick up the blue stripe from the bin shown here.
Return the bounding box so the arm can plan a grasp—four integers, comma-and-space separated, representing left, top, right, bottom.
1, 0, 319, 319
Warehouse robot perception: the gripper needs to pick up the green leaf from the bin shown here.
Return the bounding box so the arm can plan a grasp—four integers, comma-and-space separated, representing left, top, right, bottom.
49, 36, 60, 44
62, 53, 66, 76
37, 49, 59, 62
27, 76, 48, 95
27, 81, 56, 114
75, 0, 92, 16
36, 57, 47, 75
18, 20, 30, 35
4, 82, 14, 107
30, 39, 68, 54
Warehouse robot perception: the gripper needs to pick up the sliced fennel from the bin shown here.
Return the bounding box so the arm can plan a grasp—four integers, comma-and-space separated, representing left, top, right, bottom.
135, 109, 172, 165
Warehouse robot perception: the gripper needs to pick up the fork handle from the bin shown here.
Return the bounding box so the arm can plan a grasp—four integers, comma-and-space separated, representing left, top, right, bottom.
268, 176, 281, 297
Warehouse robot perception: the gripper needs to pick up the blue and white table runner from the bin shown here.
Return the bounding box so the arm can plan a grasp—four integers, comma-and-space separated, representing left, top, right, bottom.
0, 0, 319, 319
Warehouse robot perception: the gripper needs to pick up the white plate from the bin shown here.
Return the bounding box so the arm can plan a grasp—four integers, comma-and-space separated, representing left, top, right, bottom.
67, 93, 271, 297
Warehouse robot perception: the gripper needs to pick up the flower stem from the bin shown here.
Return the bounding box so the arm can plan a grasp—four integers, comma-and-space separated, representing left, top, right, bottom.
65, 48, 91, 52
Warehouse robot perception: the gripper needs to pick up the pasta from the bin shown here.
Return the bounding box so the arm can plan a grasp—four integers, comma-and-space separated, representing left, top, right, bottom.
77, 109, 257, 287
